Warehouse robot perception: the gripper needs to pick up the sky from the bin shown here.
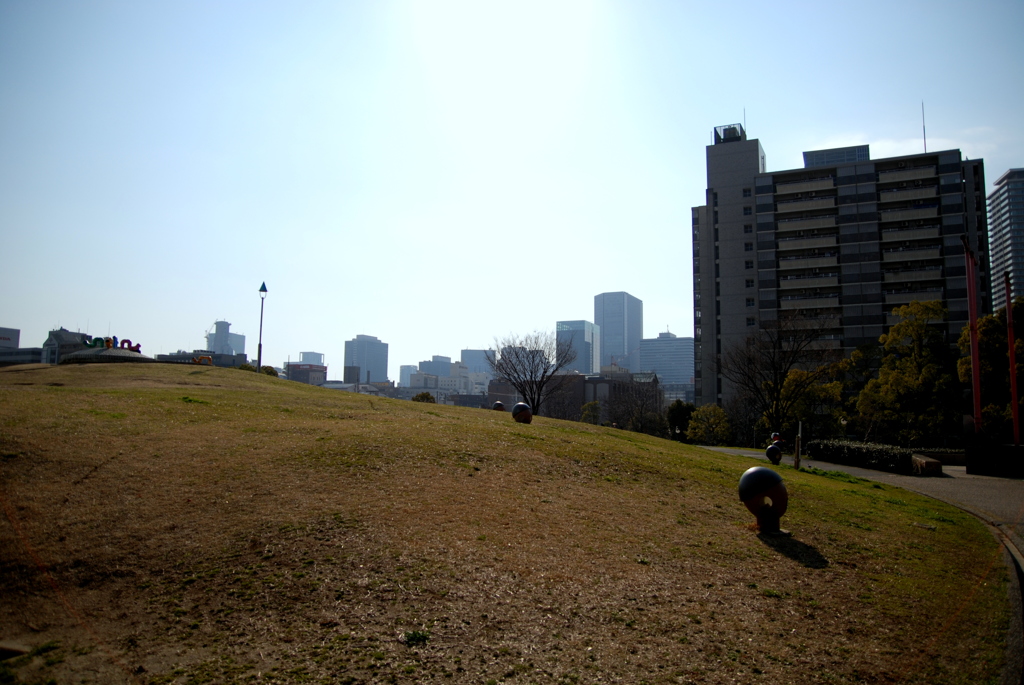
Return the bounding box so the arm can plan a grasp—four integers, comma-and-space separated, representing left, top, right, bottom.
2, 1, 1023, 382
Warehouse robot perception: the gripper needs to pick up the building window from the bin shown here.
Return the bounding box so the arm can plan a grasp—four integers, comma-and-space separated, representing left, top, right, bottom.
745, 260, 754, 269
744, 224, 753, 233
743, 188, 752, 197
746, 279, 754, 288
747, 317, 756, 326
743, 206, 752, 216
744, 242, 753, 252
746, 298, 755, 307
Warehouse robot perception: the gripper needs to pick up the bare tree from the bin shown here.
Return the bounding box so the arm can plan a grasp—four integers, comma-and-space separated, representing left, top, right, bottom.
607, 373, 666, 436
715, 313, 842, 437
486, 331, 578, 417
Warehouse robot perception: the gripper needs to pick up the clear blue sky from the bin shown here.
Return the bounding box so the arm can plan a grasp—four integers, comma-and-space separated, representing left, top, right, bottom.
2, 1, 1022, 381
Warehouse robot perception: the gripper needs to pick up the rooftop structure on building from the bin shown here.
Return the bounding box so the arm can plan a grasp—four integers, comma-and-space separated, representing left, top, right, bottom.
988, 169, 1024, 308
206, 321, 245, 356
692, 124, 989, 407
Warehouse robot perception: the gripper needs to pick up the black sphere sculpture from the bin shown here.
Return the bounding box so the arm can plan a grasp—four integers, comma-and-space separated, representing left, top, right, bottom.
511, 402, 533, 424
738, 466, 790, 536
492, 401, 505, 411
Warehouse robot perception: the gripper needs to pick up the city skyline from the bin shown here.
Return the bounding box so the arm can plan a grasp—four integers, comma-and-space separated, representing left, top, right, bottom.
2, 2, 1023, 383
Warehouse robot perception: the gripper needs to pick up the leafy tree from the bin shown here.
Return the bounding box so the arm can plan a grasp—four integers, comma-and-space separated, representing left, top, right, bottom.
580, 401, 601, 425
238, 363, 256, 372
780, 368, 846, 442
856, 300, 960, 447
260, 365, 278, 377
411, 392, 436, 403
686, 404, 731, 446
486, 331, 577, 417
665, 400, 695, 442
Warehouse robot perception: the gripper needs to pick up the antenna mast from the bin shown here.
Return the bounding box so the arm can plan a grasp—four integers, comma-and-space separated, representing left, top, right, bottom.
922, 101, 927, 153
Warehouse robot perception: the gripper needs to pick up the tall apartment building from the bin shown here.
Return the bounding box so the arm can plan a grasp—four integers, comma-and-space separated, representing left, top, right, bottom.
556, 320, 600, 375
988, 169, 1024, 308
594, 291, 643, 371
693, 124, 989, 407
344, 334, 389, 383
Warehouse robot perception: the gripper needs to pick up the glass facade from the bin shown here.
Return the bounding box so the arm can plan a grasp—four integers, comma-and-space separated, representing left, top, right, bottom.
594, 292, 643, 371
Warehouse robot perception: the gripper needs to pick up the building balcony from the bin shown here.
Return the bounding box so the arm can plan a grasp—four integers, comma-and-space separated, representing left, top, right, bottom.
883, 267, 943, 283
882, 247, 941, 262
884, 289, 943, 305
778, 275, 839, 290
878, 166, 936, 183
878, 207, 939, 223
774, 178, 835, 195
878, 187, 937, 203
779, 254, 838, 269
776, 197, 836, 214
777, 235, 837, 251
880, 226, 941, 242
776, 216, 837, 232
780, 295, 840, 310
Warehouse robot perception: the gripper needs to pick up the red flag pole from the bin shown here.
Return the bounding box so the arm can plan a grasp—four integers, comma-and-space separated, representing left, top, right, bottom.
962, 236, 982, 433
1006, 273, 1019, 446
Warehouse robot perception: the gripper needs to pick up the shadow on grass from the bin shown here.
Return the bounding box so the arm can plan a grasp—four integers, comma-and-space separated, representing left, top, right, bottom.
757, 534, 829, 569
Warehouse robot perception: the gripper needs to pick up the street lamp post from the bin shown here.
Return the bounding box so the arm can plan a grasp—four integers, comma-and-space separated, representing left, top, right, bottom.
257, 282, 267, 372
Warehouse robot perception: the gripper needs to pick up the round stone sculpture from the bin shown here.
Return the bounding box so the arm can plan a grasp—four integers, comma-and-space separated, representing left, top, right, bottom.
492, 401, 505, 411
738, 466, 789, 535
511, 402, 533, 424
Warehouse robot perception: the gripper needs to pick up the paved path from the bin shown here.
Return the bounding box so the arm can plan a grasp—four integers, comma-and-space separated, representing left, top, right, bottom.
705, 446, 1024, 553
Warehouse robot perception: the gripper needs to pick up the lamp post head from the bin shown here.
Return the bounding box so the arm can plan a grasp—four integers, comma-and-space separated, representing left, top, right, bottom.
259, 282, 268, 299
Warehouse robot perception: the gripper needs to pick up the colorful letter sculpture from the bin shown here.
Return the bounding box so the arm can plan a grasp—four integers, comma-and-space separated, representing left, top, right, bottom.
738, 466, 790, 536
492, 401, 505, 411
511, 402, 532, 424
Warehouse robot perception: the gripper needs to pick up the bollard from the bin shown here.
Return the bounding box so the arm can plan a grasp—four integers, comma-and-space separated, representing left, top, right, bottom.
738, 466, 790, 536
511, 402, 533, 424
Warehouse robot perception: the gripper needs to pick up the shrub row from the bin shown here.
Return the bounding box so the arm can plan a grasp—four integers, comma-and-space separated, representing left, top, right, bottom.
805, 440, 913, 475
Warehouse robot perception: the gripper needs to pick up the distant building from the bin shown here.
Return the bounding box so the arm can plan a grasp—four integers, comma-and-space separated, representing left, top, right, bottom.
556, 320, 600, 374
285, 362, 327, 385
344, 335, 388, 383
343, 366, 361, 383
594, 292, 643, 371
460, 349, 494, 377
638, 332, 694, 384
399, 364, 419, 387
419, 355, 451, 377
989, 169, 1024, 308
42, 328, 90, 364
205, 321, 245, 356
0, 327, 19, 349
156, 350, 248, 368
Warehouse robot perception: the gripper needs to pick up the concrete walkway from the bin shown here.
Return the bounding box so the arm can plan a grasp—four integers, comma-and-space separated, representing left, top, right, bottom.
705, 446, 1024, 554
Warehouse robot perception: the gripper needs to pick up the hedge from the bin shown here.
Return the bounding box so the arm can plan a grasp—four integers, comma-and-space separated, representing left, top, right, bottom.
805, 440, 913, 475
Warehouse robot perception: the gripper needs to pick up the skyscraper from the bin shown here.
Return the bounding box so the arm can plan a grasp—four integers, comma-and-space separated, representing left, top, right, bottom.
989, 169, 1024, 308
556, 320, 600, 375
692, 124, 989, 407
594, 291, 643, 371
638, 332, 693, 384
343, 334, 389, 383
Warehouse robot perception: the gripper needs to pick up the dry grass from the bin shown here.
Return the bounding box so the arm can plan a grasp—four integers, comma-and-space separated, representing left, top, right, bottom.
0, 363, 1012, 684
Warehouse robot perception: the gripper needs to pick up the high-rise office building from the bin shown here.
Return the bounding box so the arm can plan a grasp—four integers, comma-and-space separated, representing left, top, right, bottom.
399, 365, 419, 388
556, 320, 600, 375
460, 349, 494, 377
693, 124, 989, 407
594, 292, 643, 371
419, 355, 452, 377
638, 332, 693, 385
989, 169, 1024, 308
344, 334, 389, 383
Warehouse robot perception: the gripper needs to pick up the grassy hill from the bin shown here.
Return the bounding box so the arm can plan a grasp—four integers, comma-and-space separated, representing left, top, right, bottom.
0, 363, 1012, 684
